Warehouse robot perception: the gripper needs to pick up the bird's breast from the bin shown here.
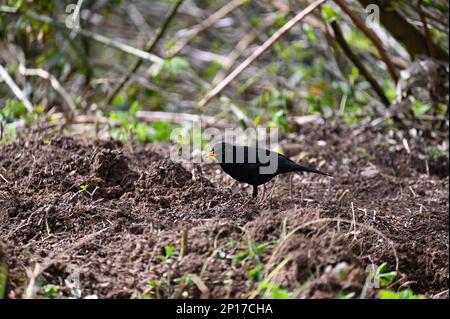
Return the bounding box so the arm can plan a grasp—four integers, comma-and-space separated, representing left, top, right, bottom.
219, 163, 276, 185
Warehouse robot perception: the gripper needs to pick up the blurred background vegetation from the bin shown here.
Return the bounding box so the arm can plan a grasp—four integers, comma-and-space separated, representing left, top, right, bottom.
0, 0, 448, 144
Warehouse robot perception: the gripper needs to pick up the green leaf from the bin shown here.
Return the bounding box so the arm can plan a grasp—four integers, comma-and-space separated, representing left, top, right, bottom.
379, 289, 425, 299
375, 262, 397, 287
424, 146, 446, 159
247, 264, 263, 281
164, 245, 175, 258
258, 281, 291, 299
165, 38, 177, 50
159, 245, 178, 262
255, 242, 270, 255
250, 17, 262, 27
129, 101, 141, 114
42, 284, 59, 299
322, 5, 336, 22
154, 57, 191, 79
412, 101, 431, 117
270, 286, 291, 299
338, 291, 355, 299
274, 15, 286, 28
303, 24, 317, 42
149, 121, 173, 142
204, 61, 223, 79
0, 257, 7, 299
1, 99, 27, 122
235, 252, 248, 262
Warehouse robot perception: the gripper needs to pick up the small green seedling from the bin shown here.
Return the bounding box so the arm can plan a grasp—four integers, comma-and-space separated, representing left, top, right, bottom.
79, 185, 98, 198
258, 281, 292, 299
425, 146, 446, 159
160, 245, 178, 262
42, 284, 59, 299
367, 262, 397, 287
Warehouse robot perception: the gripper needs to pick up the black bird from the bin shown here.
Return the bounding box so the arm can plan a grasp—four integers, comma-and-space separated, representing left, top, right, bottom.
208, 142, 331, 198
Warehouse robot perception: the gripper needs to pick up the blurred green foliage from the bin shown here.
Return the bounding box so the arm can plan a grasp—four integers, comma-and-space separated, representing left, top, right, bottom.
109, 101, 174, 143
379, 289, 425, 299
0, 0, 448, 143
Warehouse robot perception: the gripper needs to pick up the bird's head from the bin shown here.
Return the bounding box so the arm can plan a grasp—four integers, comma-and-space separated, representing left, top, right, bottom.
207, 142, 232, 162
207, 149, 217, 160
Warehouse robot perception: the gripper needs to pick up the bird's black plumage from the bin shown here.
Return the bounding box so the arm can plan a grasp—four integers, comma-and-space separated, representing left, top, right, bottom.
209, 142, 331, 198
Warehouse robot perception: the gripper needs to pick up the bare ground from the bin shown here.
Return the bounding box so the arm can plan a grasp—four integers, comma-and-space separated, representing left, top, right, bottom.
0, 124, 448, 299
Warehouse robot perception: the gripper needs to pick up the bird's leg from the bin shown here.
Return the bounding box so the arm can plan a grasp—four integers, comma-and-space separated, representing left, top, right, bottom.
289, 174, 293, 200
252, 185, 258, 198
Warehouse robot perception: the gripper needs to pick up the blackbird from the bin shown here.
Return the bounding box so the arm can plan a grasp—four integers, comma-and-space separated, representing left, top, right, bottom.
208, 142, 331, 198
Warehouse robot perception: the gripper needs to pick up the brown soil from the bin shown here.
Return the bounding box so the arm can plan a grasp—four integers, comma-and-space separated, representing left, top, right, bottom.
0, 125, 448, 299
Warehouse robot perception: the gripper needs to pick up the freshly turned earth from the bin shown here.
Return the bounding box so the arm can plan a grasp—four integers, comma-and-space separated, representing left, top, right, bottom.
0, 125, 448, 299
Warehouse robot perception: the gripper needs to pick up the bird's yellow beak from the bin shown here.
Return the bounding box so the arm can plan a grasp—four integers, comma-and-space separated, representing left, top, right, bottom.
207, 150, 216, 159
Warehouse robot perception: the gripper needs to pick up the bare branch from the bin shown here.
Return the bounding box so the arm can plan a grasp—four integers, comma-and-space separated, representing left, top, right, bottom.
330, 20, 390, 106
334, 0, 399, 83
18, 64, 77, 114
0, 63, 33, 112
418, 0, 436, 58
212, 11, 287, 85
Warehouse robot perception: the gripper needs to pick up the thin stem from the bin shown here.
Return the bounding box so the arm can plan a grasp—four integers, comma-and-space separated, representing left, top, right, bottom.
330, 20, 390, 106
0, 64, 34, 112
334, 0, 399, 83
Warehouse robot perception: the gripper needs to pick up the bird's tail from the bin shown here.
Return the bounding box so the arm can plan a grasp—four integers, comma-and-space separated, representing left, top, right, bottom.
292, 164, 331, 177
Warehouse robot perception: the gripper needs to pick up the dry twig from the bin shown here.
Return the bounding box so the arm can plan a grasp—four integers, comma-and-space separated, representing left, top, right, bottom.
212, 11, 288, 85
18, 64, 77, 114
0, 64, 33, 112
